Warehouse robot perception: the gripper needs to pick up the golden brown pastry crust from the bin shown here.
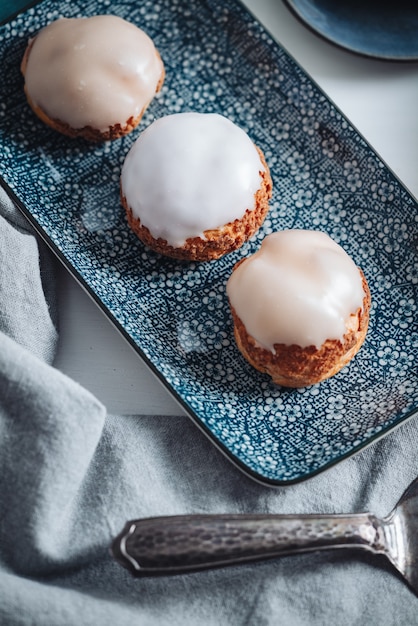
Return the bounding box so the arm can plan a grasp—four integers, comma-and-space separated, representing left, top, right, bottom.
121, 147, 272, 261
229, 266, 371, 387
21, 38, 165, 142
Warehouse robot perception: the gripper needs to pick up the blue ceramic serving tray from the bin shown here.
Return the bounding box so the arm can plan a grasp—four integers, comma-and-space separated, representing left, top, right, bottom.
0, 0, 417, 485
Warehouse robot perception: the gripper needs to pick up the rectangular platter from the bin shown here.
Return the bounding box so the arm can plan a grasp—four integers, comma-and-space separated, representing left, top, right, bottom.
0, 0, 417, 485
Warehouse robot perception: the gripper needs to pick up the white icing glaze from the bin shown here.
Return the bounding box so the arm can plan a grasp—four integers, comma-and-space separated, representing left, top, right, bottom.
24, 15, 163, 131
120, 112, 265, 247
227, 230, 365, 350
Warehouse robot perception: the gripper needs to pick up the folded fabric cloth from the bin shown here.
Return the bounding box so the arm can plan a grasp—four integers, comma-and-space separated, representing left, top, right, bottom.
0, 185, 418, 625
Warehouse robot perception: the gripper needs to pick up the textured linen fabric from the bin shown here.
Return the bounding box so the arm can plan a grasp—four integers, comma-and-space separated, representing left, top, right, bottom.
1, 185, 418, 626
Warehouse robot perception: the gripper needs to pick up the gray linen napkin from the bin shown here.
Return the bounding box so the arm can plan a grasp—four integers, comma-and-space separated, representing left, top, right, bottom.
1, 185, 418, 626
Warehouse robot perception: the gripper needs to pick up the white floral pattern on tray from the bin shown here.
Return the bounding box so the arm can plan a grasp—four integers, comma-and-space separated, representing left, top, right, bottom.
0, 0, 417, 484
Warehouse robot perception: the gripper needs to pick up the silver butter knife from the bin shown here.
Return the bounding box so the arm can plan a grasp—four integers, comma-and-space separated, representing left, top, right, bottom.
111, 476, 418, 594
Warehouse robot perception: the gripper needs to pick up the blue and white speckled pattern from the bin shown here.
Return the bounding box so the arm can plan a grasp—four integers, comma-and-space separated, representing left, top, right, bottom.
0, 0, 417, 484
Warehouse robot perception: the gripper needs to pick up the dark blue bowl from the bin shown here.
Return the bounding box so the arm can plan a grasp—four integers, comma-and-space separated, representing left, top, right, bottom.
284, 0, 418, 61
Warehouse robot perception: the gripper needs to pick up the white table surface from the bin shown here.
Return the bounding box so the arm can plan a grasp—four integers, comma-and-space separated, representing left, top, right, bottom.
53, 0, 418, 416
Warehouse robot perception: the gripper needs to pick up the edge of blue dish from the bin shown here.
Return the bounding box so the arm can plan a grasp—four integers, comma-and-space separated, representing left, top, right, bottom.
283, 0, 418, 62
0, 1, 40, 25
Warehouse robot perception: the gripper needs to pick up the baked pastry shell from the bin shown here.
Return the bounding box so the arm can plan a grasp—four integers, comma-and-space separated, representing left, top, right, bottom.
229, 265, 371, 388
121, 146, 272, 261
20, 37, 165, 142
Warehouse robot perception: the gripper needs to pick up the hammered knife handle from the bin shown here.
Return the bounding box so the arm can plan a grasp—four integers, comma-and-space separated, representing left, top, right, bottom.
112, 512, 383, 576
